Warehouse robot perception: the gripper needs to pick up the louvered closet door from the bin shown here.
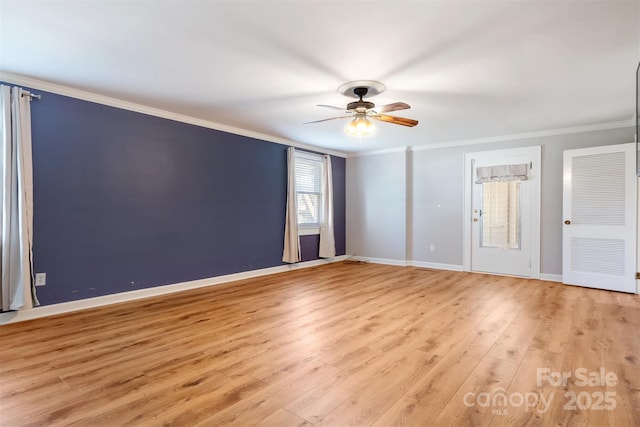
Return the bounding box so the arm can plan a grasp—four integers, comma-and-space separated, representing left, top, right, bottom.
562, 143, 637, 293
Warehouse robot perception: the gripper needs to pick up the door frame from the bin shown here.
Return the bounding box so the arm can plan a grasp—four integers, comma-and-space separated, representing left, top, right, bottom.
462, 146, 541, 278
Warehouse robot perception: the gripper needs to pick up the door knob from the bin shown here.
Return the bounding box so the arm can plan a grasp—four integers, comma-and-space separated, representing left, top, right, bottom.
564, 220, 571, 225
473, 218, 478, 222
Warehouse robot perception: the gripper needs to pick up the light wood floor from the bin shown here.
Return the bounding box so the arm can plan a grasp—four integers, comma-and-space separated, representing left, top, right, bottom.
1, 263, 639, 426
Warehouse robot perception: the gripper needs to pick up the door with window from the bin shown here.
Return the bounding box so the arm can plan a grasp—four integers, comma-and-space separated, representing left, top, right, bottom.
464, 147, 541, 278
562, 143, 636, 293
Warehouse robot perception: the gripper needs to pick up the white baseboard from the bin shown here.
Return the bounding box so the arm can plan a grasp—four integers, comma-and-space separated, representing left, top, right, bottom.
349, 256, 408, 267
0, 256, 349, 325
409, 261, 464, 271
350, 257, 463, 272
351, 256, 562, 281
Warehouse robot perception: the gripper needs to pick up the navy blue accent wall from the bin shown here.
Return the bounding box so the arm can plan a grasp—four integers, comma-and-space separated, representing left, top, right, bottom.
300, 235, 321, 262
12, 85, 345, 305
332, 155, 346, 256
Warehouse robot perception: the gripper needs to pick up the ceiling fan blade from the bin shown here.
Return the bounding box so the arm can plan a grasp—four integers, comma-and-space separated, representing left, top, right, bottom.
304, 115, 352, 124
317, 104, 349, 111
375, 102, 410, 114
373, 114, 419, 127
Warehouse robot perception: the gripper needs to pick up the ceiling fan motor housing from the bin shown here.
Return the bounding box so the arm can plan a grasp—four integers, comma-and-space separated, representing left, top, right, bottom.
347, 87, 375, 111
347, 100, 375, 111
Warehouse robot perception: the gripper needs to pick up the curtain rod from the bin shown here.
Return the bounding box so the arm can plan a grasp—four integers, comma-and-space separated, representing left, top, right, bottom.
21, 91, 41, 100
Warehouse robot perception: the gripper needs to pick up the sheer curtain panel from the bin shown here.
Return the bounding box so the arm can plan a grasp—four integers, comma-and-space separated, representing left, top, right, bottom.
319, 154, 335, 258
475, 164, 528, 183
282, 147, 300, 263
1, 85, 38, 311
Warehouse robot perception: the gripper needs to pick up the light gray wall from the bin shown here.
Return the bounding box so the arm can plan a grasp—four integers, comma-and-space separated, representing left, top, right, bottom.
346, 126, 635, 275
346, 151, 407, 260
411, 146, 465, 267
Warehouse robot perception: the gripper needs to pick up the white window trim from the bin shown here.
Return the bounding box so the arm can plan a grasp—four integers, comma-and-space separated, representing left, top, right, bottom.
295, 151, 324, 236
298, 226, 320, 236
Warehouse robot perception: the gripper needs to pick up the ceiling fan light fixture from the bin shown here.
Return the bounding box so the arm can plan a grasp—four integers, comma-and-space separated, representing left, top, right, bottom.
345, 115, 375, 137
306, 80, 417, 134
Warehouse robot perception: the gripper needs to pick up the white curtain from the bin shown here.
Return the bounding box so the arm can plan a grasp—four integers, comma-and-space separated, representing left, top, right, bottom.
319, 154, 335, 258
282, 147, 300, 263
1, 85, 38, 311
475, 163, 528, 183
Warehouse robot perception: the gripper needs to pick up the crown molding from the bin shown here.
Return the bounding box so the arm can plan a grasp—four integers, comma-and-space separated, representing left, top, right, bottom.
349, 146, 410, 157
0, 71, 348, 158
409, 119, 635, 152
3, 71, 631, 160
347, 119, 634, 157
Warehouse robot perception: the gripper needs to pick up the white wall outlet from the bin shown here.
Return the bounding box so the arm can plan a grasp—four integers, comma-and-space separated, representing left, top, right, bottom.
429, 244, 435, 252
35, 273, 46, 287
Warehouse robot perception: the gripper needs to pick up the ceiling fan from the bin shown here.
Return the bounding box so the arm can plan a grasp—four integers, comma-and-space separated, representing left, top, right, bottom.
305, 80, 418, 136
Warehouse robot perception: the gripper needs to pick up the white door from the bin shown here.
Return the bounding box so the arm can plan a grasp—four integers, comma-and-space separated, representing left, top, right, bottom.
562, 143, 636, 293
464, 146, 541, 278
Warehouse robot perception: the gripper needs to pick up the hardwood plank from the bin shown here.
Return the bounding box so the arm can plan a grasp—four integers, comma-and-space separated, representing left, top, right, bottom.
1, 263, 639, 426
283, 372, 352, 424
601, 304, 640, 367
607, 362, 640, 426
368, 289, 523, 427
485, 285, 542, 365
299, 349, 441, 426
488, 349, 564, 427
191, 359, 340, 426
426, 356, 519, 427
255, 408, 312, 427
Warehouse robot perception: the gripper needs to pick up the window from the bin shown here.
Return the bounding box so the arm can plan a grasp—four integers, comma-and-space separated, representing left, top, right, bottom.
295, 151, 324, 234
480, 181, 521, 249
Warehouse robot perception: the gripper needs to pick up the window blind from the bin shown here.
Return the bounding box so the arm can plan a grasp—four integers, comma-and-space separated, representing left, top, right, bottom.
295, 153, 323, 225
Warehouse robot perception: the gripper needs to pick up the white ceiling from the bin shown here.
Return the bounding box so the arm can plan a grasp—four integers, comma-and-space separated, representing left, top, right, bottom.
1, 1, 638, 155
